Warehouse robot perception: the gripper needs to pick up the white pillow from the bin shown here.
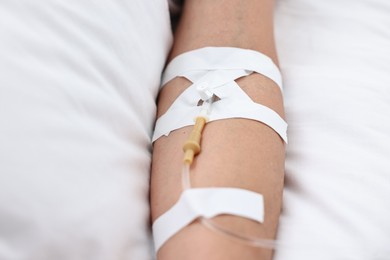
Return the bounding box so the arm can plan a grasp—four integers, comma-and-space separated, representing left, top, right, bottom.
274, 0, 390, 259
0, 1, 172, 259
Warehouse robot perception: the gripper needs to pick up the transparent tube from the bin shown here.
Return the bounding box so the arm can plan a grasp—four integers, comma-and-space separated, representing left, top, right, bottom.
178, 96, 355, 254
181, 163, 191, 191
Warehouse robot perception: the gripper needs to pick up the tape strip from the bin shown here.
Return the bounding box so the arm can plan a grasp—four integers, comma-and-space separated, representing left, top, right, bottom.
152, 187, 264, 252
162, 47, 283, 89
153, 47, 288, 143
152, 80, 288, 142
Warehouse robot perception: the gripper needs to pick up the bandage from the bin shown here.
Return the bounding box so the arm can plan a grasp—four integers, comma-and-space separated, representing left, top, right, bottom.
152, 47, 287, 252
152, 187, 264, 251
152, 47, 287, 143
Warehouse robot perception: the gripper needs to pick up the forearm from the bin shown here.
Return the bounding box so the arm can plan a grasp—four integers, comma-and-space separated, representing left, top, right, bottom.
169, 0, 277, 61
151, 1, 284, 259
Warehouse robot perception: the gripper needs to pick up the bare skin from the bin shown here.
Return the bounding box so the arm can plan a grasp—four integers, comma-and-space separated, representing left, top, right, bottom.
151, 1, 285, 259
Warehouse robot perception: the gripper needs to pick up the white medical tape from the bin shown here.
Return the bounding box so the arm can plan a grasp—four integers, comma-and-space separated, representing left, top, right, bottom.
153, 47, 288, 143
162, 47, 283, 89
153, 80, 288, 142
152, 187, 264, 252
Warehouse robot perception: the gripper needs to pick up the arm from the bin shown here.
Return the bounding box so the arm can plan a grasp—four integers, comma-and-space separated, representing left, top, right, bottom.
151, 1, 285, 259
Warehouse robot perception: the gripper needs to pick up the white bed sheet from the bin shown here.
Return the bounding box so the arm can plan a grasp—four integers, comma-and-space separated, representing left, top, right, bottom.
0, 1, 172, 259
274, 0, 390, 259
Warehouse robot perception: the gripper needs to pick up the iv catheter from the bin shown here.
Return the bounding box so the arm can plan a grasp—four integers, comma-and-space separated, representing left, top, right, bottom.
152, 47, 361, 256
152, 47, 287, 252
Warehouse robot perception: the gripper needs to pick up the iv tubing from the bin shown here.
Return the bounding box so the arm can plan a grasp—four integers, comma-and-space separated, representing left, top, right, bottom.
181, 106, 280, 249
176, 93, 354, 254
181, 154, 350, 252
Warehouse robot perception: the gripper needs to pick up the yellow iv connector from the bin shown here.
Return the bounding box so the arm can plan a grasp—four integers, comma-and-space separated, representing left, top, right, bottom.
182, 116, 207, 165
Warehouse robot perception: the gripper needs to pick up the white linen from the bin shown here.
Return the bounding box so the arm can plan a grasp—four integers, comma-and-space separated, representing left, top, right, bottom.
274, 0, 390, 259
0, 1, 172, 259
